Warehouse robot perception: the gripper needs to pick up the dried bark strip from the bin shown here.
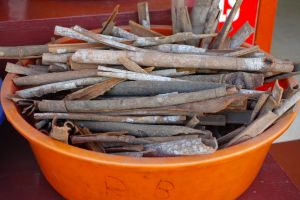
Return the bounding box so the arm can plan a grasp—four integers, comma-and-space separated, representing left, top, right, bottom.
137, 2, 150, 28
106, 81, 223, 96
191, 0, 212, 34
265, 71, 300, 83
16, 77, 107, 98
151, 44, 206, 54
48, 43, 106, 54
118, 57, 148, 73
34, 113, 186, 124
97, 66, 185, 82
274, 89, 300, 116
180, 72, 264, 89
129, 20, 163, 37
144, 138, 217, 156
72, 49, 293, 72
171, 0, 184, 33
0, 45, 48, 59
249, 93, 269, 122
100, 5, 119, 34
151, 69, 196, 77
49, 63, 70, 72
224, 46, 259, 57
210, 0, 243, 49
5, 62, 47, 75
217, 126, 246, 145
54, 26, 95, 43
186, 115, 200, 128
42, 53, 73, 64
13, 69, 98, 86
201, 6, 220, 48
37, 87, 228, 112
73, 25, 146, 52
105, 145, 144, 153
230, 22, 254, 49
133, 32, 217, 47
64, 78, 123, 100
76, 121, 210, 137
111, 26, 139, 40
219, 110, 252, 124
198, 115, 226, 126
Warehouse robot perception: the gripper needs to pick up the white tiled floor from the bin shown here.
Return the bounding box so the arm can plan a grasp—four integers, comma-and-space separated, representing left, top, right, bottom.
271, 0, 300, 142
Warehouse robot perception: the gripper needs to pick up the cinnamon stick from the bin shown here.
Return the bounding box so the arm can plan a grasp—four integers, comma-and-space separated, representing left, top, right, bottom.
129, 20, 163, 37
0, 45, 48, 59
137, 2, 151, 28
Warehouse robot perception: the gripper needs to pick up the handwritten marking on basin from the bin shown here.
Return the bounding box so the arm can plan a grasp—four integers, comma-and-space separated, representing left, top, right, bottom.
155, 180, 175, 199
104, 176, 127, 197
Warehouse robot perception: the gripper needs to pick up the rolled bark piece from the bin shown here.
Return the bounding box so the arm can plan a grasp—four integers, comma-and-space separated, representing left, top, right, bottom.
151, 44, 206, 54
265, 71, 300, 83
97, 66, 185, 82
217, 126, 246, 145
76, 121, 210, 137
105, 144, 144, 153
133, 32, 217, 47
72, 49, 293, 72
64, 78, 123, 100
55, 26, 96, 42
37, 87, 228, 112
201, 4, 220, 48
70, 60, 98, 70
171, 0, 184, 33
73, 25, 145, 52
198, 115, 226, 126
186, 115, 200, 128
111, 26, 139, 40
0, 45, 48, 59
191, 0, 212, 34
71, 134, 199, 145
137, 2, 150, 28
224, 46, 259, 57
144, 138, 217, 156
129, 20, 163, 37
180, 6, 193, 33
28, 64, 49, 73
118, 57, 147, 73
106, 81, 224, 96
16, 77, 107, 98
48, 43, 106, 54
13, 69, 98, 86
42, 53, 73, 64
219, 110, 252, 124
49, 63, 70, 72
180, 72, 264, 89
151, 69, 196, 77
5, 62, 47, 75
34, 113, 186, 124
210, 0, 243, 49
230, 22, 255, 49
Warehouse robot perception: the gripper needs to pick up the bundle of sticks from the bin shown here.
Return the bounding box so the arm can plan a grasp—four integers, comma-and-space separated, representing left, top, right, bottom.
3, 0, 300, 157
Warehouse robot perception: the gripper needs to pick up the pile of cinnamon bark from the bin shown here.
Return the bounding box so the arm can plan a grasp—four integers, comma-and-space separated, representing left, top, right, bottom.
2, 0, 300, 157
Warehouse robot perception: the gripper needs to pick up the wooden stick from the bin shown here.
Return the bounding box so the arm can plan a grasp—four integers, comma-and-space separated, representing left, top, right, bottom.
151, 44, 206, 54
54, 26, 95, 43
64, 78, 123, 100
118, 57, 148, 73
69, 60, 98, 70
133, 32, 217, 47
230, 22, 254, 49
137, 2, 151, 28
34, 113, 186, 124
97, 66, 185, 82
76, 121, 210, 137
16, 77, 107, 98
5, 62, 47, 75
210, 0, 243, 49
201, 5, 220, 48
111, 26, 139, 40
144, 138, 217, 156
106, 80, 224, 96
151, 69, 196, 77
37, 87, 228, 112
72, 49, 293, 72
48, 63, 70, 72
28, 64, 49, 73
274, 89, 300, 116
72, 25, 146, 52
198, 115, 226, 126
129, 20, 163, 37
265, 71, 300, 83
180, 7, 194, 45
42, 53, 73, 64
0, 45, 48, 59
105, 145, 144, 153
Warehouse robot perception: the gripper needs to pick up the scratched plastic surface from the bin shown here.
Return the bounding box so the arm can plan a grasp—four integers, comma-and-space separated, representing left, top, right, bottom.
1, 26, 298, 200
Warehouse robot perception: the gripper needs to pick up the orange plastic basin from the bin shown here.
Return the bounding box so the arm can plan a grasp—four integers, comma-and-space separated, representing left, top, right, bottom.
1, 26, 298, 200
